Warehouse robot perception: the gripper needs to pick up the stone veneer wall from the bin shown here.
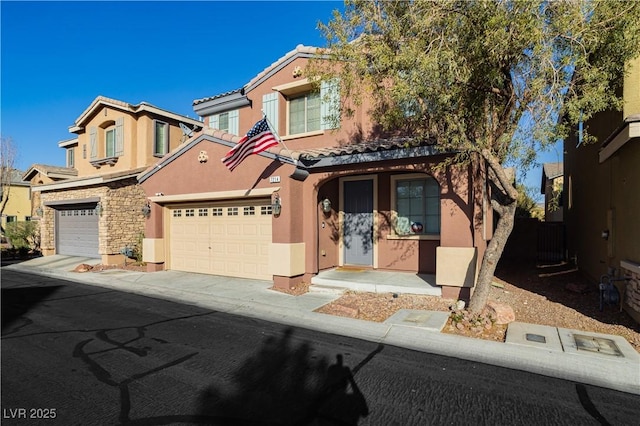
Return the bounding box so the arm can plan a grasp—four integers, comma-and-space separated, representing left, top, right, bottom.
39, 178, 146, 261
621, 264, 640, 324
103, 178, 147, 255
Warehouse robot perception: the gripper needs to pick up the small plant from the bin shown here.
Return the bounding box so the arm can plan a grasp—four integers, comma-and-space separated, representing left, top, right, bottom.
131, 232, 144, 264
449, 301, 496, 333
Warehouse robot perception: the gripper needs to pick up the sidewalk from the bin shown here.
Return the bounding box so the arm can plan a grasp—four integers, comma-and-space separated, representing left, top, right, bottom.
4, 255, 639, 395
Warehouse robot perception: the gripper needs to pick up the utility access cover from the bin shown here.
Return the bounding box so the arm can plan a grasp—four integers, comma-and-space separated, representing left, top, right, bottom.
573, 334, 623, 357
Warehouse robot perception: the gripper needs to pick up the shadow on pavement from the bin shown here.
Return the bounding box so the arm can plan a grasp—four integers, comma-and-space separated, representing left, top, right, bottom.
196, 328, 369, 426
1, 285, 63, 332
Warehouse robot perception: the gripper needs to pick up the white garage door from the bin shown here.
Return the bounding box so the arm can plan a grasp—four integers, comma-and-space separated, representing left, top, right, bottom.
169, 199, 272, 280
56, 204, 100, 258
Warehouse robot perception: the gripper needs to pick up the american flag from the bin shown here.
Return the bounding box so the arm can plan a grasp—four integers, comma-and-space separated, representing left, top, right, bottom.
221, 118, 279, 171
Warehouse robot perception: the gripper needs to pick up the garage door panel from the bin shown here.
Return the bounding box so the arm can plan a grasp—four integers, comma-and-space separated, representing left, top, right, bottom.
169, 200, 272, 280
56, 206, 99, 258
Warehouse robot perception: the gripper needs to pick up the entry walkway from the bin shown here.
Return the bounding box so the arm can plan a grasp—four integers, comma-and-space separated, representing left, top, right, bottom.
311, 268, 441, 296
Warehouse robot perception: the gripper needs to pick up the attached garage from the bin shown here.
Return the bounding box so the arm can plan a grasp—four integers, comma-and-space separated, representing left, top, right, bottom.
168, 198, 272, 280
55, 204, 100, 258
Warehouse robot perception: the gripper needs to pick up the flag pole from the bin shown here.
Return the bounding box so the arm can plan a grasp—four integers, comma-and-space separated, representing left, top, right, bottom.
262, 111, 298, 166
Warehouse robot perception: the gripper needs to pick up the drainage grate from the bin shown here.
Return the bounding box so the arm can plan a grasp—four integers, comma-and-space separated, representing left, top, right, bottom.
526, 333, 547, 344
573, 334, 624, 357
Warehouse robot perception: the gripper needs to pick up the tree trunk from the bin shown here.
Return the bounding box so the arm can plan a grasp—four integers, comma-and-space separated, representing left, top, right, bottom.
467, 202, 517, 314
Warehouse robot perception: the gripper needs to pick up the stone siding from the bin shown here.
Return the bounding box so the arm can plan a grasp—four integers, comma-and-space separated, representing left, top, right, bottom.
621, 265, 640, 323
38, 178, 146, 261
103, 179, 147, 256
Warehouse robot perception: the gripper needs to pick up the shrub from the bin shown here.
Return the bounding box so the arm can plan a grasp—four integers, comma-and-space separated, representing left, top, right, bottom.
5, 221, 40, 250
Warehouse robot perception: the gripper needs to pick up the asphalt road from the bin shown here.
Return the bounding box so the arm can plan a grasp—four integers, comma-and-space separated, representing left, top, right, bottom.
2, 269, 639, 426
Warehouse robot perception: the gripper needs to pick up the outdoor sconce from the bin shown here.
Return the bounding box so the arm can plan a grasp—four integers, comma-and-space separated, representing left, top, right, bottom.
35, 207, 43, 217
601, 230, 609, 240
272, 194, 282, 217
321, 197, 332, 214
141, 202, 151, 218
95, 202, 103, 216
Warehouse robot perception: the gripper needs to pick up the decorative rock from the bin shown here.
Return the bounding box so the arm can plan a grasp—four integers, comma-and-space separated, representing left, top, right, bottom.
455, 300, 466, 310
73, 263, 93, 273
484, 301, 516, 325
332, 303, 360, 318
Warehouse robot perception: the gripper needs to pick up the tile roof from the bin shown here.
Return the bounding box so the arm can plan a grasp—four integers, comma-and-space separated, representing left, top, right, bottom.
193, 44, 324, 108
192, 88, 245, 107
542, 162, 563, 180
22, 164, 78, 181
293, 137, 426, 160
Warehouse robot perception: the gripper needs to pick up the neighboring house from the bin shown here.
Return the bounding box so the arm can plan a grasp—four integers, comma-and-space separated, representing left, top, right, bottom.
1, 169, 31, 233
23, 96, 203, 264
564, 57, 640, 323
540, 162, 563, 222
138, 45, 492, 300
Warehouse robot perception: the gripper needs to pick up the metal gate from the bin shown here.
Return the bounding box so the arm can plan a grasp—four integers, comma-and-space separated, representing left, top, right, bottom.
537, 222, 565, 263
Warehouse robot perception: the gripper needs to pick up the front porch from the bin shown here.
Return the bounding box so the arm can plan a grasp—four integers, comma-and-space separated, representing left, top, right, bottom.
311, 267, 441, 296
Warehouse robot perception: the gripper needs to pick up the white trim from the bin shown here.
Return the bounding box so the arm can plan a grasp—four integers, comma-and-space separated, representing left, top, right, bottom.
339, 175, 378, 268
149, 187, 280, 204
620, 260, 640, 274
599, 121, 640, 163
58, 138, 78, 148
272, 78, 315, 96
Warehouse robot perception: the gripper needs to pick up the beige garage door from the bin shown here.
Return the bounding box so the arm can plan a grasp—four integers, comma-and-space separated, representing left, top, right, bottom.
169, 199, 272, 280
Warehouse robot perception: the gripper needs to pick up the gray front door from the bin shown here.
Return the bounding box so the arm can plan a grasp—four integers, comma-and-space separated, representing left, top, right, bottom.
343, 179, 373, 266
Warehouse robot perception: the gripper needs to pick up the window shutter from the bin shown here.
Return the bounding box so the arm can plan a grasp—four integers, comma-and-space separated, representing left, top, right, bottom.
89, 126, 97, 159
321, 79, 340, 130
262, 92, 279, 133
209, 114, 219, 129
228, 110, 239, 136
115, 117, 124, 156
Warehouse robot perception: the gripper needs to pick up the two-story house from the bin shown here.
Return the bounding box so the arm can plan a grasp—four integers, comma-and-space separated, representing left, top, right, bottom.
23, 96, 203, 264
138, 45, 492, 299
564, 57, 640, 323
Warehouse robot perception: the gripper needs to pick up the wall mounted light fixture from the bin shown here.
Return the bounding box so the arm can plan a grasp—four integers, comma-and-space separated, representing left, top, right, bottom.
95, 202, 103, 216
272, 193, 282, 216
141, 202, 151, 218
35, 207, 43, 217
601, 230, 610, 240
321, 197, 332, 214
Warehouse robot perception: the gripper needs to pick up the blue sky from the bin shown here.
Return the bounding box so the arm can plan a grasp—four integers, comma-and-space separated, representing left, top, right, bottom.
1, 0, 559, 200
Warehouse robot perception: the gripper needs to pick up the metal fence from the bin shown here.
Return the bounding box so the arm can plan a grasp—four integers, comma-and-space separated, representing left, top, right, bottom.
537, 222, 566, 264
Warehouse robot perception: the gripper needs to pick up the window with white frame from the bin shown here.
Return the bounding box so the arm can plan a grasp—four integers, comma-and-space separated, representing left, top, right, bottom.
154, 120, 169, 156
270, 78, 340, 137
105, 127, 116, 157
289, 91, 321, 134
208, 110, 239, 135
67, 148, 75, 167
392, 175, 440, 236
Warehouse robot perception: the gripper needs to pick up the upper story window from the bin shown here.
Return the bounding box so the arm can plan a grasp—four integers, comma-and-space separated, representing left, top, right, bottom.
391, 174, 440, 236
67, 147, 75, 168
105, 126, 116, 157
208, 110, 239, 135
89, 117, 124, 166
154, 120, 169, 157
289, 92, 321, 134
268, 78, 340, 138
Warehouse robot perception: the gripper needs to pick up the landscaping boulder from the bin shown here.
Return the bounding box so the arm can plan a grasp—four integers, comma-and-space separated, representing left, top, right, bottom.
73, 263, 94, 273
484, 301, 515, 325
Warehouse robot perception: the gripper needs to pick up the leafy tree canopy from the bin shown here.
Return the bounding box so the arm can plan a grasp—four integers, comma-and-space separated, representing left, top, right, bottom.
309, 0, 640, 312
